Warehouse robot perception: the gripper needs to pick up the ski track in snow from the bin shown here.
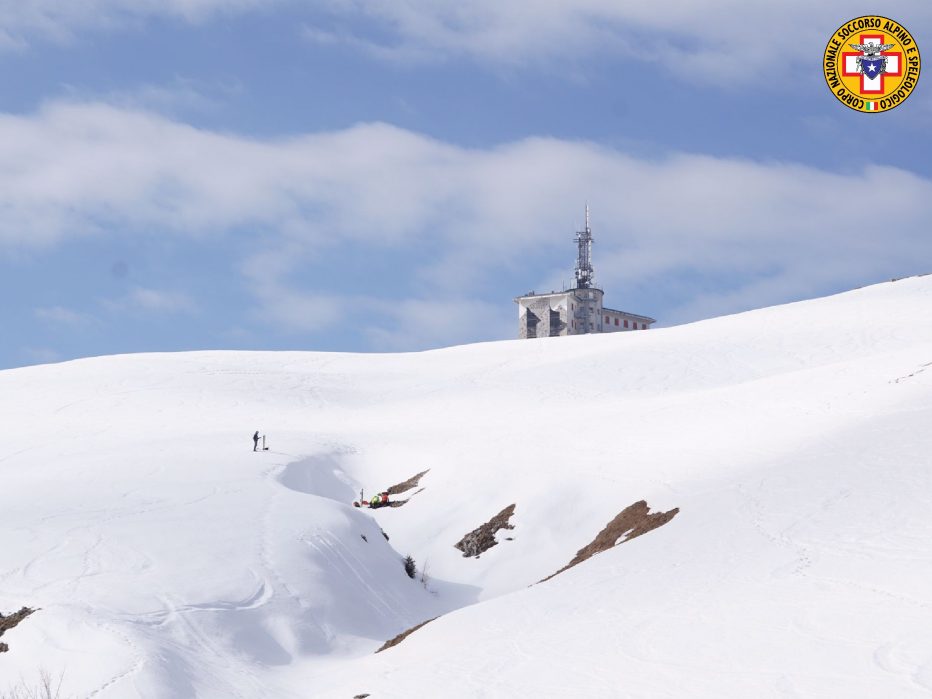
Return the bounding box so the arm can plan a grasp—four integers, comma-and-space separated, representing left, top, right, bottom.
85, 619, 145, 698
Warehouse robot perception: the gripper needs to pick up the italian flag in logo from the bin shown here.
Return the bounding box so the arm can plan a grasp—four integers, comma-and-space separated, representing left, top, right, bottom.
865, 101, 879, 111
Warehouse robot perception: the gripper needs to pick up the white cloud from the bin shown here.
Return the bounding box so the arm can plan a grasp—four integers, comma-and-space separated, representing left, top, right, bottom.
3, 100, 932, 341
129, 287, 194, 312
248, 284, 343, 333
35, 305, 95, 325
307, 1, 932, 84
363, 297, 512, 352
103, 286, 195, 314
3, 2, 930, 85
91, 78, 243, 116
19, 346, 61, 364
0, 0, 281, 47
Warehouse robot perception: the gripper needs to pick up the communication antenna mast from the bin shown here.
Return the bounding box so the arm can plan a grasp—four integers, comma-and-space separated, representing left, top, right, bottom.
574, 203, 594, 289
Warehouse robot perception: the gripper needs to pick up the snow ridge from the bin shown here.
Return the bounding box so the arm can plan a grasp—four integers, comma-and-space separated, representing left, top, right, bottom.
2, 277, 932, 697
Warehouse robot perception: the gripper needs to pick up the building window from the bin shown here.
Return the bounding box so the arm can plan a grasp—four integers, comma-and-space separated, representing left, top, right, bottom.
604, 315, 609, 323
642, 323, 647, 329
624, 319, 629, 328
614, 318, 619, 326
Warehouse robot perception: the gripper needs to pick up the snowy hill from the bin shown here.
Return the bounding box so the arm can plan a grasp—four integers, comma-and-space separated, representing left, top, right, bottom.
3, 276, 932, 698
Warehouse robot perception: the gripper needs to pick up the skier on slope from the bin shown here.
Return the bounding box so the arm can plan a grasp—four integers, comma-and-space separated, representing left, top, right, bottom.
253, 431, 260, 452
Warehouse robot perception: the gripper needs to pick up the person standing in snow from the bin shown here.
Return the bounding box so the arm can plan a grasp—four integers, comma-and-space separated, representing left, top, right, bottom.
253, 431, 260, 452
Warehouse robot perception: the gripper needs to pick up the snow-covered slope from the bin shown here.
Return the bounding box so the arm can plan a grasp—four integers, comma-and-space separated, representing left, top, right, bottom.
3, 276, 932, 697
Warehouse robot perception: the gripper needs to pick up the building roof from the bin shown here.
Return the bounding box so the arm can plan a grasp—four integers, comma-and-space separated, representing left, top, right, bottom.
602, 307, 657, 323
514, 288, 604, 302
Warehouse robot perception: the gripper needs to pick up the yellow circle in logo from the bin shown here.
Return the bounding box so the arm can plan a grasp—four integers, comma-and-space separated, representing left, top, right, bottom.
823, 16, 921, 113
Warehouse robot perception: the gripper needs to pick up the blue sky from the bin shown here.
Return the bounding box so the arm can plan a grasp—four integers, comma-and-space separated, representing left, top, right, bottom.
2, 1, 932, 368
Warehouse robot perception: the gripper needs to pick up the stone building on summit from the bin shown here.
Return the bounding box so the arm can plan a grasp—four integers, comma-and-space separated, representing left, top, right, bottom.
514, 208, 655, 339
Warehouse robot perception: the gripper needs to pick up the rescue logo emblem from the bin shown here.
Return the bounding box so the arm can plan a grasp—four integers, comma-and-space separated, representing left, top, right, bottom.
823, 16, 920, 113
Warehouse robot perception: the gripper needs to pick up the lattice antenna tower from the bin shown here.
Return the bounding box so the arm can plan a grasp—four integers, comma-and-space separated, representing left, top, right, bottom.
574, 203, 594, 289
